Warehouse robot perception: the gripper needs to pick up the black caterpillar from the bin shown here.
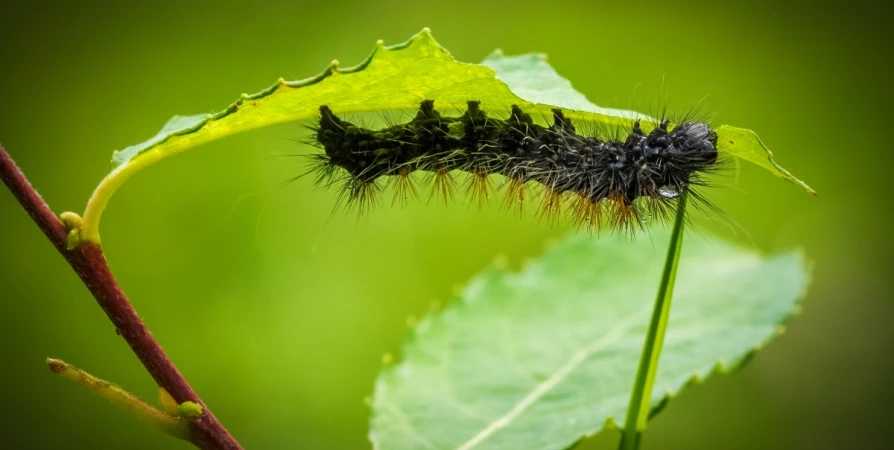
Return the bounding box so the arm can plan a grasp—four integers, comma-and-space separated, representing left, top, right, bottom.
307, 99, 721, 232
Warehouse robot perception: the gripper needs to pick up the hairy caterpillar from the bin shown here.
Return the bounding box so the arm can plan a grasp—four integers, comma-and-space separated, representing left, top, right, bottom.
305, 99, 723, 233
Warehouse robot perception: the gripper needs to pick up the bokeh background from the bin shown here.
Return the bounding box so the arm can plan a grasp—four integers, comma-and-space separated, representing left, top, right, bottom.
1, 1, 891, 449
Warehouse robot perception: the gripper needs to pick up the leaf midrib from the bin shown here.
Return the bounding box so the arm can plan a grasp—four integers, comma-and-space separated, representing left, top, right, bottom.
454, 309, 647, 450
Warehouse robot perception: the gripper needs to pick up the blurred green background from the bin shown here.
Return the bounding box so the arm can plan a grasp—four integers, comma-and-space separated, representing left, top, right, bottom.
1, 1, 891, 449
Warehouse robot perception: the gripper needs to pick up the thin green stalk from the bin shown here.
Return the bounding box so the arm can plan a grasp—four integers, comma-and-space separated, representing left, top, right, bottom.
619, 189, 689, 450
46, 358, 190, 440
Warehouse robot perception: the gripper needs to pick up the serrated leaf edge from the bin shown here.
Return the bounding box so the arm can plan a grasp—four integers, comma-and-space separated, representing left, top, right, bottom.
111, 27, 448, 167
368, 247, 812, 449
715, 126, 817, 196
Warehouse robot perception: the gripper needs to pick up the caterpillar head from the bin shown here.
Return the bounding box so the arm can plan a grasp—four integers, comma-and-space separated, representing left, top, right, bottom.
670, 122, 719, 165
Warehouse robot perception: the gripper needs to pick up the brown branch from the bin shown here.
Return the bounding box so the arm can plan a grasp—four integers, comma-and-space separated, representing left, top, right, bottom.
0, 144, 243, 450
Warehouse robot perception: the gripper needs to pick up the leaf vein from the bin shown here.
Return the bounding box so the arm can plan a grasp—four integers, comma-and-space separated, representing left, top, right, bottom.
454, 313, 643, 450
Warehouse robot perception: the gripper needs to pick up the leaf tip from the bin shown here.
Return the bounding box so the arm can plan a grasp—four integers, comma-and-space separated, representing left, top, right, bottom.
409, 27, 434, 45
775, 324, 788, 337
742, 126, 817, 195
404, 27, 448, 55
329, 59, 340, 71
46, 358, 65, 374
603, 415, 619, 430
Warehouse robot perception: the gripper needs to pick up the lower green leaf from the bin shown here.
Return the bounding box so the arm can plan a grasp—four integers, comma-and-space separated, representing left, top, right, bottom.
370, 228, 810, 450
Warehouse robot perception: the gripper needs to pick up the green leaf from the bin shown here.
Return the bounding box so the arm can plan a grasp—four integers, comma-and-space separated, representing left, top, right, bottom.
113, 114, 207, 166
109, 28, 812, 192
480, 51, 645, 120
110, 28, 525, 168
81, 27, 813, 242
369, 228, 810, 450
480, 51, 816, 196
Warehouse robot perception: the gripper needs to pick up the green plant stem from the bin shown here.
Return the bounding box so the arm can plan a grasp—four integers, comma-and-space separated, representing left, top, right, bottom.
46, 358, 190, 439
619, 189, 689, 450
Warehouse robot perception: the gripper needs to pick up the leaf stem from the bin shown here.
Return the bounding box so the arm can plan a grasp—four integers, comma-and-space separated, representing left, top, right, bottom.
80, 128, 224, 244
618, 189, 689, 450
0, 144, 243, 450
46, 358, 190, 440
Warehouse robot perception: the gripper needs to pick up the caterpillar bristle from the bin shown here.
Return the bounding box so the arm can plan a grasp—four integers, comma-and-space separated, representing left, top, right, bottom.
305, 99, 723, 234
537, 186, 564, 224
428, 167, 456, 205
570, 194, 602, 233
344, 179, 379, 217
608, 193, 641, 235
389, 167, 418, 208
644, 196, 673, 226
303, 153, 342, 189
502, 177, 527, 217
465, 168, 492, 208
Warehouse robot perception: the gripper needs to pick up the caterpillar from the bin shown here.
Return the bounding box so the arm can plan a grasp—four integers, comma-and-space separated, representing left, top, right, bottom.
305, 99, 723, 233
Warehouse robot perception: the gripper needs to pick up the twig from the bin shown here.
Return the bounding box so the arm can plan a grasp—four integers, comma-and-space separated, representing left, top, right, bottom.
46, 358, 191, 439
0, 144, 243, 450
